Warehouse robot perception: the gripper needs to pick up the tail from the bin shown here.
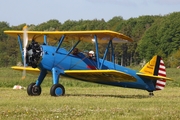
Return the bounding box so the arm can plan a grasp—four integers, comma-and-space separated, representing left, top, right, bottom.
139, 55, 167, 91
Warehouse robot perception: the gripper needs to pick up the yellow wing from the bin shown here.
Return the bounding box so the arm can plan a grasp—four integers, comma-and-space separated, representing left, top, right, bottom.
11, 66, 40, 75
64, 70, 136, 82
11, 66, 136, 82
4, 30, 133, 44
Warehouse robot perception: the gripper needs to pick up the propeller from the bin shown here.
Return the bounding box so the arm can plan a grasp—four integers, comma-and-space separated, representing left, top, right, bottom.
22, 25, 28, 80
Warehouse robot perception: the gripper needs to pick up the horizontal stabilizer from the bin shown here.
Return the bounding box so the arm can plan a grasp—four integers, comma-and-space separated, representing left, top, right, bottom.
136, 73, 173, 81
65, 70, 136, 82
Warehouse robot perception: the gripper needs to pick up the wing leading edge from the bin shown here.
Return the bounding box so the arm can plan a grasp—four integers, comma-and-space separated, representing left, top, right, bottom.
11, 66, 40, 75
64, 70, 136, 82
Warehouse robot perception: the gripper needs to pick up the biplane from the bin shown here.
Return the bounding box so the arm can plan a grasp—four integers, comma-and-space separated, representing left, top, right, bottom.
4, 28, 172, 96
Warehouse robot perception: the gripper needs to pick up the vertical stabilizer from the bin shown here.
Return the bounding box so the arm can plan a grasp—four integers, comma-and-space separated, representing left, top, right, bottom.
140, 55, 166, 90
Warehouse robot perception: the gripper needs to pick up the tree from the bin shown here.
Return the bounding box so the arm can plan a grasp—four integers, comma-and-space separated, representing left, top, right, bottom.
35, 19, 61, 31
137, 12, 180, 64
0, 12, 180, 67
0, 21, 10, 41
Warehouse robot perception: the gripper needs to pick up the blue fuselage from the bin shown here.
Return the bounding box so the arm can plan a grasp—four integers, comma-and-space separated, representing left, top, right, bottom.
38, 45, 155, 92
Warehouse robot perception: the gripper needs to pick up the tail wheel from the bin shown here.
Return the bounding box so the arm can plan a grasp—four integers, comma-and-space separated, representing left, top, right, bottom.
149, 92, 154, 96
50, 84, 65, 96
27, 83, 41, 96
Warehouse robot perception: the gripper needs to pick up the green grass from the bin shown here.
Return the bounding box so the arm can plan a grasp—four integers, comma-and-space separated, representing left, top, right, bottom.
1, 87, 180, 120
1, 67, 180, 119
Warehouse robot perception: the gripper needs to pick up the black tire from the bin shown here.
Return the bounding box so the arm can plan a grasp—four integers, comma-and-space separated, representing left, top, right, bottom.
50, 84, 65, 96
27, 83, 41, 96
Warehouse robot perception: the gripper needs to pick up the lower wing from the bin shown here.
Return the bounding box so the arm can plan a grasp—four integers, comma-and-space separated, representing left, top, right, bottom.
64, 70, 136, 82
11, 66, 137, 82
11, 66, 40, 75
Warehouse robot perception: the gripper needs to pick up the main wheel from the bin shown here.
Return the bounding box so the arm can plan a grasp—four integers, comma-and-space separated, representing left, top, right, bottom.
50, 84, 65, 96
27, 83, 41, 96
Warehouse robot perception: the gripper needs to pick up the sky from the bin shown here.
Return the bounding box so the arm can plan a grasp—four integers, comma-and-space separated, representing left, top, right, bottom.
0, 0, 180, 26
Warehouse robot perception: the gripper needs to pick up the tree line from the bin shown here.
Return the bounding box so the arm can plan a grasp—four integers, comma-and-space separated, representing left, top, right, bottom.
0, 12, 180, 67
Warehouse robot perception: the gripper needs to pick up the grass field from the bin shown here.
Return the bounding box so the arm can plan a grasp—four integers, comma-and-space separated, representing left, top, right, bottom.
1, 67, 180, 119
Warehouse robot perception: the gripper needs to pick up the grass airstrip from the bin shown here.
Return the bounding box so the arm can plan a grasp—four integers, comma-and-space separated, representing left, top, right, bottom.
0, 67, 180, 120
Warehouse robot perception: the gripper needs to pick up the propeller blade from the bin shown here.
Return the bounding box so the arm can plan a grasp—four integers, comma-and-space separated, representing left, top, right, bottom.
22, 25, 28, 80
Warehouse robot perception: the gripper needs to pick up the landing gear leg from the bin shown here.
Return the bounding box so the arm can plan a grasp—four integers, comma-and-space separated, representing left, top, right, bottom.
149, 92, 154, 96
27, 69, 47, 96
50, 67, 65, 96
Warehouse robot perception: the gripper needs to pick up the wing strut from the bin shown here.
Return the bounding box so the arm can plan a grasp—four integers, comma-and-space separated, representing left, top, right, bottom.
56, 35, 65, 52
94, 35, 100, 69
55, 39, 81, 67
100, 39, 115, 69
68, 40, 81, 55
43, 35, 48, 45
17, 35, 24, 63
110, 40, 116, 69
100, 40, 111, 69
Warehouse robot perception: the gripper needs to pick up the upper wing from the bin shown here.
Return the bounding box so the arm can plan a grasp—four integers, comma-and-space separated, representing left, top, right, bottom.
64, 70, 136, 82
136, 73, 173, 81
4, 30, 133, 44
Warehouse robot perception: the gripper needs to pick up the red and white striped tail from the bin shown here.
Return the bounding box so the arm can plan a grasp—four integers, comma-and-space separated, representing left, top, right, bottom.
156, 58, 166, 90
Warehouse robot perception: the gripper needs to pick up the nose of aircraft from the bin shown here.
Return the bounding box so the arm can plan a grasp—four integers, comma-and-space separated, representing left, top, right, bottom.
26, 40, 42, 68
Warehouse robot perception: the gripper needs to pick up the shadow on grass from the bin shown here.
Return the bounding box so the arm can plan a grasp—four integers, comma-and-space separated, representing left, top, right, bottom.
65, 93, 151, 99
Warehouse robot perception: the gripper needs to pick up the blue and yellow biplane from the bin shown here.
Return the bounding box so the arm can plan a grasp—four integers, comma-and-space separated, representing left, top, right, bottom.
4, 28, 172, 96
